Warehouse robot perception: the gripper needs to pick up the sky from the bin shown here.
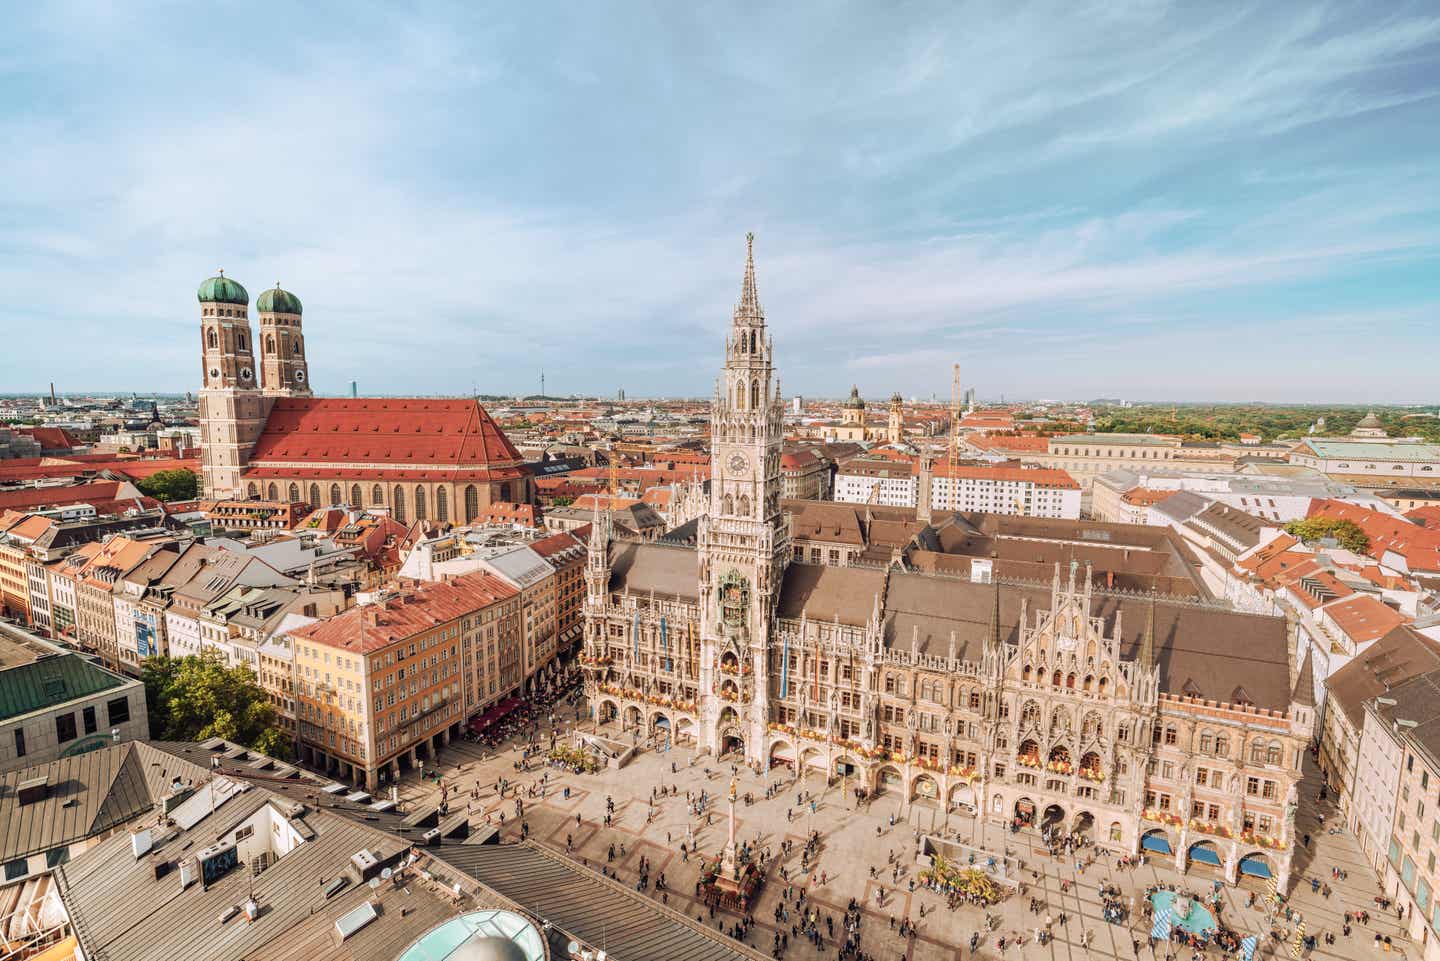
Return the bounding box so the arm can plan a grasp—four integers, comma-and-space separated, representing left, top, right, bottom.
2, 2, 1439, 403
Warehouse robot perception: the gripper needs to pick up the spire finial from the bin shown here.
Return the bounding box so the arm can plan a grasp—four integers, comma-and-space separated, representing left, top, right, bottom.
217, 267, 224, 277
735, 232, 763, 324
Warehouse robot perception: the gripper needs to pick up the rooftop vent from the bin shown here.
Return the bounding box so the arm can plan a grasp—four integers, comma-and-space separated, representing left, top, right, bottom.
17, 776, 49, 806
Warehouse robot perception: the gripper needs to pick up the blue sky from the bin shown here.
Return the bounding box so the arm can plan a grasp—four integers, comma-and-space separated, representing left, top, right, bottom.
3, 2, 1438, 402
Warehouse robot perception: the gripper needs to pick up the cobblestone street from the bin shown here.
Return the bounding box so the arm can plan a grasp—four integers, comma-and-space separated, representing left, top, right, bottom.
388, 704, 1408, 961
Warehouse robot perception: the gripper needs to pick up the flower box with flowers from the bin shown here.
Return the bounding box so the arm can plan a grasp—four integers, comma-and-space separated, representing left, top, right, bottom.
1046, 760, 1073, 775
917, 757, 944, 772
948, 765, 980, 781
1078, 768, 1105, 782
1016, 755, 1042, 769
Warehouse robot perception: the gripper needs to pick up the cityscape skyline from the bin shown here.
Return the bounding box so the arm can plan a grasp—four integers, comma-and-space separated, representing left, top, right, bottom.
3, 2, 1438, 402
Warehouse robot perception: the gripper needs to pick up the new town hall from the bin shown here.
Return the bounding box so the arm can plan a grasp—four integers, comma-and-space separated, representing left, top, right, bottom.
582, 236, 1314, 890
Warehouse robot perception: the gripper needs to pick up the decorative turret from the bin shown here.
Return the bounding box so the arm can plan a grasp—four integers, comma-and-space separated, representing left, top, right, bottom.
887, 392, 904, 444
198, 269, 256, 390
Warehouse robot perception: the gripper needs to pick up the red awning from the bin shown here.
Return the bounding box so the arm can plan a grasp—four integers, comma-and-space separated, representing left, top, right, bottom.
467, 696, 524, 734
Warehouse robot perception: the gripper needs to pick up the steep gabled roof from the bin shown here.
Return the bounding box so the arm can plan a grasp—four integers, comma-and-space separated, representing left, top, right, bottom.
248, 398, 524, 476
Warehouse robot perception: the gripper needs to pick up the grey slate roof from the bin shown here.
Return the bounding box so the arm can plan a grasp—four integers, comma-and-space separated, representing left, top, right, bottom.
435, 842, 766, 961
609, 540, 700, 601
0, 743, 154, 862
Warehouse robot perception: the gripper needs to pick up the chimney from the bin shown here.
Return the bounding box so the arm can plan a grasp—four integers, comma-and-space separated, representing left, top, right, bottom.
130, 827, 153, 859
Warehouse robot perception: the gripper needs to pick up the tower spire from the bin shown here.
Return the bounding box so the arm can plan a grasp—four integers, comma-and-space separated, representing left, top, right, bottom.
985, 570, 1002, 653
735, 231, 763, 325
1138, 591, 1157, 671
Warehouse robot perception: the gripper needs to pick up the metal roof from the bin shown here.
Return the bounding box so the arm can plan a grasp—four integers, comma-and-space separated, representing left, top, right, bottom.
0, 651, 126, 722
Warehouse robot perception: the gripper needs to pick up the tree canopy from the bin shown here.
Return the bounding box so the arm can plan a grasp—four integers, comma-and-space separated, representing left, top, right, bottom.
135, 467, 198, 502
1283, 516, 1370, 554
141, 650, 292, 759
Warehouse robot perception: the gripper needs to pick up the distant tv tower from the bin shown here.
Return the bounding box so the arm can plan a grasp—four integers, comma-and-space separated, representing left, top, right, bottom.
540, 369, 545, 398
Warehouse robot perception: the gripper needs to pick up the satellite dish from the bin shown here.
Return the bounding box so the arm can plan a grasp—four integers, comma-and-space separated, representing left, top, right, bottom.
368, 877, 381, 890
380, 867, 393, 880
567, 942, 580, 955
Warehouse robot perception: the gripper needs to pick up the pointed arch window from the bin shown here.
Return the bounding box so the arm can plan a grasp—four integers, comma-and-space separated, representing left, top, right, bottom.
288, 482, 300, 502
435, 486, 448, 522
464, 485, 479, 523
738, 494, 751, 516
393, 485, 407, 522
246, 482, 258, 498
266, 482, 278, 500
750, 380, 760, 409
722, 493, 734, 515
308, 483, 321, 508
328, 483, 341, 506
414, 486, 427, 521
237, 333, 247, 352
265, 335, 275, 354
735, 381, 746, 410
350, 484, 361, 505
206, 328, 218, 349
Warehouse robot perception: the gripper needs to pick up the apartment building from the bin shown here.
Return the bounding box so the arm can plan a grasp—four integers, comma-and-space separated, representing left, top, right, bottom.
287, 572, 522, 789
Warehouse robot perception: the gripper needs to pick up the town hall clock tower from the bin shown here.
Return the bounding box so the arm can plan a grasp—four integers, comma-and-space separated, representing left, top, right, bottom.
697, 234, 791, 762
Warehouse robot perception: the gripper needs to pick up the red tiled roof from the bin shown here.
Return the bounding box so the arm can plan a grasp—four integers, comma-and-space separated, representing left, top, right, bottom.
247, 398, 524, 474
1121, 488, 1175, 506
969, 435, 1051, 452
15, 427, 80, 451
1325, 594, 1409, 645
290, 572, 517, 653
530, 530, 586, 560
0, 481, 154, 513
1308, 499, 1440, 572
932, 463, 1080, 488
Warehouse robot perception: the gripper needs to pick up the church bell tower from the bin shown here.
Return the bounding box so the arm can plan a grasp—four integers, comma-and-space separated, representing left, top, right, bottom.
698, 233, 790, 762
197, 270, 267, 500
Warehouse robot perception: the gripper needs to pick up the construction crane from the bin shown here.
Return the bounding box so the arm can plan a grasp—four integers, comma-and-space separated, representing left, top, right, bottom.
947, 363, 963, 509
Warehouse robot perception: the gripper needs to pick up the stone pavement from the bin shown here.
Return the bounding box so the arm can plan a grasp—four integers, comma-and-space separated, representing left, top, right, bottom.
384, 708, 1409, 961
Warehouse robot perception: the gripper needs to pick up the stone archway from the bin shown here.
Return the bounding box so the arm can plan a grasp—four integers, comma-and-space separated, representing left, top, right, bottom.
1187, 840, 1224, 875
910, 773, 940, 805
623, 705, 643, 730
1237, 850, 1277, 890
1141, 827, 1173, 855
1072, 810, 1095, 837
769, 739, 796, 770
874, 764, 904, 795
674, 717, 695, 745
720, 732, 746, 760
833, 755, 860, 779
1041, 803, 1066, 831
949, 782, 977, 812
1013, 797, 1036, 826
649, 711, 670, 734
800, 747, 824, 778
596, 698, 619, 725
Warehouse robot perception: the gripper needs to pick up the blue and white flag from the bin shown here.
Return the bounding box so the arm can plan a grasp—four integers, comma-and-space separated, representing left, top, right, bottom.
1150, 905, 1173, 941
1241, 935, 1258, 961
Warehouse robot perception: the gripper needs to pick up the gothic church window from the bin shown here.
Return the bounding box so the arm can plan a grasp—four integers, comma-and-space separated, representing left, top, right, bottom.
350, 484, 361, 504
308, 483, 320, 508
751, 380, 760, 409
436, 486, 448, 522
372, 485, 384, 505
207, 329, 218, 349
464, 485, 479, 524
414, 486, 427, 521
266, 335, 275, 353
393, 486, 406, 522
289, 483, 300, 502
267, 483, 278, 500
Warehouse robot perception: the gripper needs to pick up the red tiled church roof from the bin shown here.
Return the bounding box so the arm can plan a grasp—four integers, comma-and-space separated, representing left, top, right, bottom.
247, 398, 524, 477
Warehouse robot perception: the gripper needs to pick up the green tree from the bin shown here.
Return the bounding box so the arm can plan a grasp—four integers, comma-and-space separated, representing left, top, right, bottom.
1284, 517, 1370, 554
141, 650, 292, 759
135, 467, 198, 502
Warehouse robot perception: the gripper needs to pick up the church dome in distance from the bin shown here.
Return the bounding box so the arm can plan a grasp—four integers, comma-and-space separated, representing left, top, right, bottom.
1355, 411, 1382, 429
845, 385, 865, 409
257, 284, 303, 315
891, 392, 903, 404
197, 271, 249, 306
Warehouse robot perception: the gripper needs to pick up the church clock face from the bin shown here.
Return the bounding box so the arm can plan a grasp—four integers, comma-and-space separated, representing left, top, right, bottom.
727, 452, 749, 475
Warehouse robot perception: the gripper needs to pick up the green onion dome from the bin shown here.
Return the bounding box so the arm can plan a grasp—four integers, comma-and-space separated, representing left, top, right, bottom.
256, 284, 303, 315
197, 271, 250, 306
